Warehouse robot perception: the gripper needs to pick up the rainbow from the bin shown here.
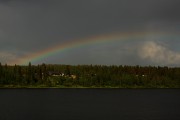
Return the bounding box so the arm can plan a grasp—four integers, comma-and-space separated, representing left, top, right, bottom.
13, 31, 179, 65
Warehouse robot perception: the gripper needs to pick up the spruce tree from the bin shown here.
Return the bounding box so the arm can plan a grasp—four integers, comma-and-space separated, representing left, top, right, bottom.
27, 62, 32, 84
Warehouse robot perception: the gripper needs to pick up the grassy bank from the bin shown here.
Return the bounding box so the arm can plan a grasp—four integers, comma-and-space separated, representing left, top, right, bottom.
0, 84, 177, 88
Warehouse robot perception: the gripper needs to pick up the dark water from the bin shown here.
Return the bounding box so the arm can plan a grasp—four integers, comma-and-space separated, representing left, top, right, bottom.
0, 89, 180, 120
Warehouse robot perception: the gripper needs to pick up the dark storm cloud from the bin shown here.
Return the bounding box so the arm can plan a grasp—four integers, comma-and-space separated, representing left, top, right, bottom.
0, 0, 180, 65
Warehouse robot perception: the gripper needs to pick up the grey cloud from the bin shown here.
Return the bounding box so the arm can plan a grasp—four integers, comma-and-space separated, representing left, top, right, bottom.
0, 0, 180, 65
0, 51, 19, 64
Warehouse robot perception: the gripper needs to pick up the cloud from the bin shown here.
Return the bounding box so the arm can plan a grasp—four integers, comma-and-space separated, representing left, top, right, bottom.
138, 41, 180, 65
0, 1, 180, 66
0, 51, 19, 65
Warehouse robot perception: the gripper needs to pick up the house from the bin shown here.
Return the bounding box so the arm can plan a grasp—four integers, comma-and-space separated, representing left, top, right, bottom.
48, 71, 62, 76
70, 75, 77, 79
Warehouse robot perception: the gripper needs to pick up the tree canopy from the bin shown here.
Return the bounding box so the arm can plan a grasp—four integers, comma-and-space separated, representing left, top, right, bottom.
0, 63, 180, 88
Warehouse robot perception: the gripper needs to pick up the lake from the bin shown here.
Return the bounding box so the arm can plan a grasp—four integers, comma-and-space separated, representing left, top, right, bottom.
0, 89, 180, 120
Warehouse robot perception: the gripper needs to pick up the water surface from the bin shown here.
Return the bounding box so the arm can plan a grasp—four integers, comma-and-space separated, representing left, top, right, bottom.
0, 89, 180, 120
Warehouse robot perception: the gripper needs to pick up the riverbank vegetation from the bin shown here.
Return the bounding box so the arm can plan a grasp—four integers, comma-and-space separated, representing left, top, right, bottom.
0, 62, 180, 88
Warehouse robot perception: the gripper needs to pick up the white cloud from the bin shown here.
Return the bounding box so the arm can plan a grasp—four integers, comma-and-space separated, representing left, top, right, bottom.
0, 51, 18, 65
138, 41, 180, 65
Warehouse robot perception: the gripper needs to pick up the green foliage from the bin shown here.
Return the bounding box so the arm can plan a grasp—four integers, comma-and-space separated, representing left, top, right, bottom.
0, 63, 180, 88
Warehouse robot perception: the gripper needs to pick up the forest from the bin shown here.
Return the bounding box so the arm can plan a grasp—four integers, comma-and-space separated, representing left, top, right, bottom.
0, 62, 180, 88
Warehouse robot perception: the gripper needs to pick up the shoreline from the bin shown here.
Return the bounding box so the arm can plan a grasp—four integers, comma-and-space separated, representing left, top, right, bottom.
0, 85, 178, 89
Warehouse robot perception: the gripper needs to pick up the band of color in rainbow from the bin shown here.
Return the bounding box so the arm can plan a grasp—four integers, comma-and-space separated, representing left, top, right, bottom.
13, 31, 179, 65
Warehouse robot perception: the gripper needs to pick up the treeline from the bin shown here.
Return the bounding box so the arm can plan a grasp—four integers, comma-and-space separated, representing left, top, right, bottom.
0, 62, 180, 88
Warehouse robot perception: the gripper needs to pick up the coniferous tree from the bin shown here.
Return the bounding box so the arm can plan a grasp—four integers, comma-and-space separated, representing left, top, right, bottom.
17, 65, 23, 85
13, 64, 18, 84
41, 63, 48, 82
65, 65, 71, 76
27, 62, 33, 84
0, 62, 2, 84
37, 64, 42, 82
4, 63, 9, 84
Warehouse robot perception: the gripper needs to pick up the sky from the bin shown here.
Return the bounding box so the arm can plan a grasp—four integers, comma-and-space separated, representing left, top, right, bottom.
0, 0, 180, 66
